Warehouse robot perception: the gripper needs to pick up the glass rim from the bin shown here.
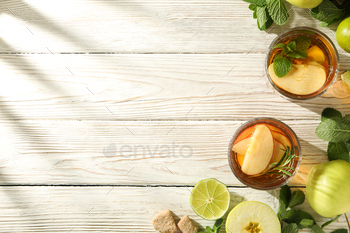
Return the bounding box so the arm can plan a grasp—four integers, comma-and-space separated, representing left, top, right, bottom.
228, 117, 302, 190
265, 27, 339, 100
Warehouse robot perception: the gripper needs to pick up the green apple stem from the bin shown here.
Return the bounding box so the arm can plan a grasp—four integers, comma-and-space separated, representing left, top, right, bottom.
345, 213, 350, 231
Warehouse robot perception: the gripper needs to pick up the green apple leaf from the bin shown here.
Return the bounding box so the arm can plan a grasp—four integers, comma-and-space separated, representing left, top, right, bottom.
322, 214, 341, 228
316, 118, 350, 142
288, 190, 305, 208
266, 0, 288, 25
312, 225, 325, 233
327, 142, 350, 162
284, 210, 315, 229
321, 108, 343, 122
282, 223, 298, 233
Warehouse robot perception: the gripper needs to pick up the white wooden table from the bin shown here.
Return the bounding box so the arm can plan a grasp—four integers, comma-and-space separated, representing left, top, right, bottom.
0, 0, 349, 232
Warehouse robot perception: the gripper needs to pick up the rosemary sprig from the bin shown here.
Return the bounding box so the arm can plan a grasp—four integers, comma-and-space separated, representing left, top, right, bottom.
252, 146, 297, 177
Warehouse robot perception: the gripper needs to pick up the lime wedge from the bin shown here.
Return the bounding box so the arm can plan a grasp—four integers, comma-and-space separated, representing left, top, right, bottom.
226, 201, 281, 233
190, 178, 230, 220
341, 70, 350, 93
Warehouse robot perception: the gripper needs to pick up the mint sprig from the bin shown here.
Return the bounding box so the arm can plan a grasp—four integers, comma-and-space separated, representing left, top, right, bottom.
279, 185, 349, 232
310, 0, 350, 27
198, 218, 223, 233
243, 0, 350, 30
245, 0, 288, 31
316, 108, 350, 162
272, 38, 310, 78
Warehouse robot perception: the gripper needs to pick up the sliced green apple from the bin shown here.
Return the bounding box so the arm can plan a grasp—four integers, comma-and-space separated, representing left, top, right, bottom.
268, 61, 326, 95
241, 125, 274, 175
226, 201, 281, 233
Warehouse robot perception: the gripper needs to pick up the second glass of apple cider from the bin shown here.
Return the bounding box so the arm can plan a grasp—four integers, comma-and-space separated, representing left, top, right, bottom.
266, 27, 339, 99
228, 118, 301, 190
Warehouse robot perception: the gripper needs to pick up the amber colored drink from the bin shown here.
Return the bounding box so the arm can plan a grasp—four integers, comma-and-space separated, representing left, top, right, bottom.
228, 118, 301, 190
265, 27, 339, 99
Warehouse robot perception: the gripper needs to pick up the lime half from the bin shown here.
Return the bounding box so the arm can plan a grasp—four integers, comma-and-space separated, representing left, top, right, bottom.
190, 178, 230, 220
341, 70, 350, 93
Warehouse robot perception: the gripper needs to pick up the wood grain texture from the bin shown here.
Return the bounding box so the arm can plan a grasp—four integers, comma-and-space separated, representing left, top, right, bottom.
0, 186, 347, 232
0, 0, 345, 53
1, 54, 350, 121
0, 119, 328, 185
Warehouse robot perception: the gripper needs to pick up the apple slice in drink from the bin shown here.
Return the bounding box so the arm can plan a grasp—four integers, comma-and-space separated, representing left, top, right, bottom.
232, 137, 251, 155
241, 125, 274, 175
236, 153, 245, 167
235, 127, 255, 143
270, 140, 286, 164
271, 131, 291, 149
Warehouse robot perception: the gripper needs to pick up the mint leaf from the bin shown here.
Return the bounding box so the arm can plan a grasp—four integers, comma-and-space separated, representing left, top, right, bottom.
301, 219, 316, 228
343, 114, 350, 125
327, 142, 350, 162
249, 4, 257, 10
282, 223, 298, 233
293, 36, 311, 50
284, 210, 315, 229
243, 0, 267, 7
274, 43, 287, 50
279, 185, 291, 207
266, 0, 288, 25
311, 0, 344, 24
287, 41, 296, 51
321, 108, 342, 122
312, 225, 325, 233
286, 50, 307, 59
288, 190, 305, 208
331, 229, 348, 233
273, 56, 292, 77
322, 214, 341, 228
213, 218, 224, 233
316, 118, 350, 142
206, 226, 213, 233
253, 9, 257, 19
256, 6, 273, 31
278, 201, 287, 222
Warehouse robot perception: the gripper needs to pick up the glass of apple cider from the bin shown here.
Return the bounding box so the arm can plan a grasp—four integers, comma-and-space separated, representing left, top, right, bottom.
265, 27, 339, 99
228, 118, 301, 190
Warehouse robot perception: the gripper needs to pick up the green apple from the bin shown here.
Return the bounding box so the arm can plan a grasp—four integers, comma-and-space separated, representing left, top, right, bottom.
286, 0, 323, 8
336, 17, 350, 53
306, 160, 350, 218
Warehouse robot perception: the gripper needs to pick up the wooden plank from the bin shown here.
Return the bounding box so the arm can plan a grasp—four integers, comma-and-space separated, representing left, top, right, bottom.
0, 186, 347, 232
0, 0, 344, 53
0, 119, 328, 185
1, 54, 350, 121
